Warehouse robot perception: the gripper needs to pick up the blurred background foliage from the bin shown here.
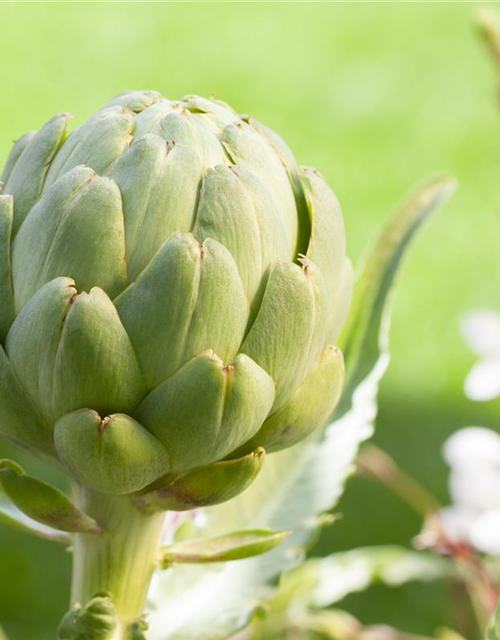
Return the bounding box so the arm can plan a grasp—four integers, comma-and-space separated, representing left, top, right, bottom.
0, 2, 499, 639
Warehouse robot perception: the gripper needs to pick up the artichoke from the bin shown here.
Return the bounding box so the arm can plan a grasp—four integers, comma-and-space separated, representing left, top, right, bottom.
0, 91, 352, 501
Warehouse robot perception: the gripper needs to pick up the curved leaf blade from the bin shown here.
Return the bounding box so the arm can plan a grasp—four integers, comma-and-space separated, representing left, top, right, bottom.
338, 173, 456, 414
0, 459, 102, 534
160, 529, 289, 566
0, 482, 70, 544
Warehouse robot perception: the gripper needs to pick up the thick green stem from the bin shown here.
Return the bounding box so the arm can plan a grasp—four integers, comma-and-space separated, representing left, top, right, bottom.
71, 486, 165, 636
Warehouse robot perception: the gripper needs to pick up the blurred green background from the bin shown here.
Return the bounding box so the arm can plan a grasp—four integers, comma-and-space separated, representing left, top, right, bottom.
0, 2, 499, 639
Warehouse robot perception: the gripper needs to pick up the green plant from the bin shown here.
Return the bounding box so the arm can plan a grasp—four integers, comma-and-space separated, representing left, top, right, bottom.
0, 91, 355, 638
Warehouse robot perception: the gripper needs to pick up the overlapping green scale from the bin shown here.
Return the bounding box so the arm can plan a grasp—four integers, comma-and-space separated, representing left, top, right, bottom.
0, 91, 350, 499
101, 89, 162, 113
115, 233, 249, 389
44, 107, 135, 187
236, 345, 344, 455
6, 278, 145, 425
194, 164, 290, 310
3, 113, 69, 233
157, 109, 228, 170
301, 167, 354, 342
221, 121, 298, 254
111, 134, 202, 281
54, 409, 170, 495
0, 345, 53, 458
240, 259, 320, 411
135, 351, 274, 474
133, 99, 178, 138
11, 166, 128, 311
183, 94, 237, 131
0, 131, 36, 186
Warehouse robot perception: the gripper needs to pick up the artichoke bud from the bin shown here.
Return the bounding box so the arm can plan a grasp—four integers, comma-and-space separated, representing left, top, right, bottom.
58, 593, 117, 640
0, 92, 352, 498
54, 409, 170, 495
236, 345, 344, 455
135, 448, 265, 513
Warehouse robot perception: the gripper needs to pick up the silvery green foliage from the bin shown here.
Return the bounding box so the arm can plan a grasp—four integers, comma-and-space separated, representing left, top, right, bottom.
280, 546, 453, 609
0, 91, 351, 500
237, 545, 453, 639
145, 175, 456, 640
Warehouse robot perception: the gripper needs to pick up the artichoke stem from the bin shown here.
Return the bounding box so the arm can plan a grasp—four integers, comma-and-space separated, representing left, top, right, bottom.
71, 485, 165, 632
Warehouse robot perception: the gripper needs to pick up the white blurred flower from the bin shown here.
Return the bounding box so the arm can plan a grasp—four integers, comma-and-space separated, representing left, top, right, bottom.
461, 310, 500, 401
440, 426, 500, 555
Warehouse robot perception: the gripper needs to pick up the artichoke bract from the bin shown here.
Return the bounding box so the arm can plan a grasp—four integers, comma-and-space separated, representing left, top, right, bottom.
0, 91, 352, 499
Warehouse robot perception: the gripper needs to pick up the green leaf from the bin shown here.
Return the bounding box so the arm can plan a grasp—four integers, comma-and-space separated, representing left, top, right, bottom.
146, 173, 456, 640
0, 622, 9, 640
0, 459, 102, 533
58, 593, 117, 640
338, 173, 456, 414
278, 546, 454, 609
160, 529, 289, 566
0, 481, 70, 544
